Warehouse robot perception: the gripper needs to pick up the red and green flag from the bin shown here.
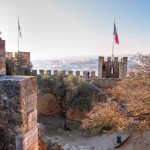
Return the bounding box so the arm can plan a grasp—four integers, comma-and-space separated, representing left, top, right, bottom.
113, 23, 119, 44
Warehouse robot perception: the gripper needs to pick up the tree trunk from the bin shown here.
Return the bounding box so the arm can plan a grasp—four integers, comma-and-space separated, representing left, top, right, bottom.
63, 116, 71, 131
58, 101, 70, 130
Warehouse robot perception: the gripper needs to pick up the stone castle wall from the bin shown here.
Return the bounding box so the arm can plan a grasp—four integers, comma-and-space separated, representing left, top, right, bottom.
0, 39, 38, 150
0, 76, 38, 150
37, 93, 87, 121
32, 69, 96, 77
93, 78, 120, 88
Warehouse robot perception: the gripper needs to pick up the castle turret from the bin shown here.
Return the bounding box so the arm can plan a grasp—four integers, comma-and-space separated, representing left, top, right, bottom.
98, 56, 128, 79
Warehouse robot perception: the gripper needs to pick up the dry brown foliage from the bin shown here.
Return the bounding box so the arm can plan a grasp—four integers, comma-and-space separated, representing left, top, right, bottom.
82, 54, 150, 134
82, 102, 132, 133
110, 73, 150, 132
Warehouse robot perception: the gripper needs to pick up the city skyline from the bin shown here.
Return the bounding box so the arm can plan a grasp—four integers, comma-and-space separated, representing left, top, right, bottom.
0, 0, 150, 60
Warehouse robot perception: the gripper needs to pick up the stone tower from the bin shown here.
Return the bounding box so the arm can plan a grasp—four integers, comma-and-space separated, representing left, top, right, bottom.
0, 37, 38, 149
15, 51, 30, 66
0, 37, 6, 75
98, 56, 128, 79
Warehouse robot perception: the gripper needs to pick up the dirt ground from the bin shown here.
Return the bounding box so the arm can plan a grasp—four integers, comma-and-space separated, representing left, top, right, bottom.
38, 115, 128, 149
38, 115, 150, 150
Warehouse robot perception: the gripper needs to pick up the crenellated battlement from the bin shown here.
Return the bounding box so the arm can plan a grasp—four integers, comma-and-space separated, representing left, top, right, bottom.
5, 52, 127, 79
98, 56, 128, 79
31, 69, 96, 78
6, 51, 30, 67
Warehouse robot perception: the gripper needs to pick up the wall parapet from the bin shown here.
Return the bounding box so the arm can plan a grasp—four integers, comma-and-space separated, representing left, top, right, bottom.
31, 69, 97, 78
93, 78, 120, 88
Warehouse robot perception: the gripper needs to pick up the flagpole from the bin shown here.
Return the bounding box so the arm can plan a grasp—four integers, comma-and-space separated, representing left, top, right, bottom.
112, 18, 115, 63
18, 29, 19, 52
112, 34, 114, 62
18, 17, 19, 52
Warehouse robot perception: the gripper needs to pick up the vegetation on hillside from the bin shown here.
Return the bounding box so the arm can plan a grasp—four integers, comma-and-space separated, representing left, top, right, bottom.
37, 72, 93, 130
83, 53, 150, 134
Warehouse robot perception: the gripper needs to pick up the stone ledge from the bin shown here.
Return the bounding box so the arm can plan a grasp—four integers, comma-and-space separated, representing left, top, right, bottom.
16, 125, 38, 150
0, 76, 37, 98
0, 75, 35, 81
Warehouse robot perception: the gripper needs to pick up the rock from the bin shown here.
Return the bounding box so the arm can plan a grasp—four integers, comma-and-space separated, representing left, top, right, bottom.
8, 144, 15, 150
144, 141, 150, 145
102, 130, 109, 133
14, 125, 22, 133
0, 99, 4, 107
12, 112, 19, 119
47, 139, 53, 148
1, 94, 7, 100
62, 144, 96, 150
4, 100, 9, 108
38, 123, 44, 137
63, 144, 70, 149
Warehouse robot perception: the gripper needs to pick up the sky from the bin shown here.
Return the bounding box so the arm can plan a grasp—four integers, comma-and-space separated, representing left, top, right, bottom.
0, 0, 150, 60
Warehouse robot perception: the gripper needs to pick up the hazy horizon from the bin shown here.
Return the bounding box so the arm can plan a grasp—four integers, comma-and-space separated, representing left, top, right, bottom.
0, 0, 150, 60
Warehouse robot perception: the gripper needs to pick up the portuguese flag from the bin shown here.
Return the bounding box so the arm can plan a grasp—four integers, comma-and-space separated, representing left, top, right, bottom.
113, 23, 119, 44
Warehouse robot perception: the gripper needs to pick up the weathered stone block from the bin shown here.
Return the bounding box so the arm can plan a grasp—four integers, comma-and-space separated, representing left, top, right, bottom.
16, 125, 38, 150
21, 77, 37, 97
5, 52, 13, 59
91, 71, 95, 77
25, 93, 37, 113
0, 57, 6, 75
60, 70, 66, 75
0, 49, 5, 56
68, 71, 73, 75
27, 110, 37, 130
76, 71, 80, 76
54, 70, 58, 75
0, 38, 5, 57
83, 71, 88, 77
39, 70, 44, 75
46, 70, 51, 76
27, 139, 38, 150
32, 70, 37, 76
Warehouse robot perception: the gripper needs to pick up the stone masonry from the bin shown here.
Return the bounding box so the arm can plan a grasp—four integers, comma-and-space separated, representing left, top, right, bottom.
6, 51, 30, 68
0, 37, 6, 75
0, 37, 38, 150
0, 76, 38, 150
98, 56, 128, 79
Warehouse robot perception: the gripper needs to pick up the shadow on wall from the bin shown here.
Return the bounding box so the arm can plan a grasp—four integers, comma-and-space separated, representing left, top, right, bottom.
37, 93, 87, 121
